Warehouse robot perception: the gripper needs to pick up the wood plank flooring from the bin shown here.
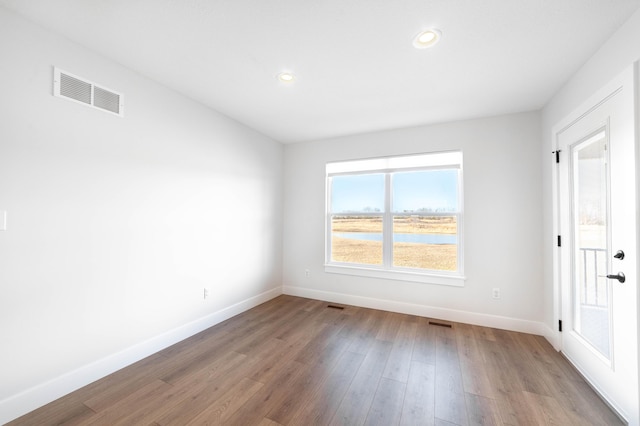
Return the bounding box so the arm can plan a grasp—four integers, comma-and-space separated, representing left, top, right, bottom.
9, 295, 624, 425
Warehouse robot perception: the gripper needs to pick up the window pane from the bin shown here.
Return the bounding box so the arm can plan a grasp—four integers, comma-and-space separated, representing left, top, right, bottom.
331, 174, 384, 213
392, 170, 458, 213
331, 215, 383, 265
572, 132, 610, 359
393, 216, 457, 271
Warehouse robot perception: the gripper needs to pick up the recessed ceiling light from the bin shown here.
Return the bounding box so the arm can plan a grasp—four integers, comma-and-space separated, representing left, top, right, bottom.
413, 29, 442, 49
277, 72, 295, 83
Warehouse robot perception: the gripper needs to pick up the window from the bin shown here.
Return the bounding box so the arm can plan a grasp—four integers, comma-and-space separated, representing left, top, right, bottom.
325, 151, 464, 286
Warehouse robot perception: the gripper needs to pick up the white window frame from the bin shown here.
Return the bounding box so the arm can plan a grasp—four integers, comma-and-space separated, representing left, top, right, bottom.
325, 151, 465, 287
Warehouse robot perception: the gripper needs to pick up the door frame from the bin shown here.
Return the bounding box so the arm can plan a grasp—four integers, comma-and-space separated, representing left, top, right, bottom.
551, 62, 639, 425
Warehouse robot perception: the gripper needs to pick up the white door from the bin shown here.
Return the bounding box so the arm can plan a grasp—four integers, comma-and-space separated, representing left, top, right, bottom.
556, 65, 638, 424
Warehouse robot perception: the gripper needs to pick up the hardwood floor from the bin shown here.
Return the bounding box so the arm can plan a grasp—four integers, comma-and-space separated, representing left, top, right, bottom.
9, 295, 624, 425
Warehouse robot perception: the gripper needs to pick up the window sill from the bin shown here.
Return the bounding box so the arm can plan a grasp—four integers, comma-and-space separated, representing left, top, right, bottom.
324, 264, 466, 287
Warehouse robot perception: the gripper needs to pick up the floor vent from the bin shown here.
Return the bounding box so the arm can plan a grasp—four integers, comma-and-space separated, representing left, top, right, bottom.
429, 321, 452, 328
327, 305, 345, 310
53, 67, 124, 117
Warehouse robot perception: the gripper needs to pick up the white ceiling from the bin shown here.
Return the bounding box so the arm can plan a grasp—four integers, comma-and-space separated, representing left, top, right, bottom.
2, 0, 639, 143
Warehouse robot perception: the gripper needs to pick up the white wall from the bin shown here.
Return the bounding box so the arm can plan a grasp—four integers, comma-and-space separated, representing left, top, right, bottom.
283, 112, 545, 332
0, 7, 283, 422
541, 7, 640, 345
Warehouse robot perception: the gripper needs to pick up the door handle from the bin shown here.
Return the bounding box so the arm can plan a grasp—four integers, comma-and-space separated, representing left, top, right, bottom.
606, 272, 625, 283
614, 250, 625, 260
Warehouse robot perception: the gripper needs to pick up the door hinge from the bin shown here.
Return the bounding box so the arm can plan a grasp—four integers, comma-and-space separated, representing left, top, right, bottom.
557, 235, 562, 247
553, 150, 561, 163
559, 320, 563, 332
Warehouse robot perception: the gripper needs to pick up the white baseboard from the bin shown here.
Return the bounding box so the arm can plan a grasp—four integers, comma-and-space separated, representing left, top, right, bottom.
0, 287, 282, 425
283, 285, 549, 337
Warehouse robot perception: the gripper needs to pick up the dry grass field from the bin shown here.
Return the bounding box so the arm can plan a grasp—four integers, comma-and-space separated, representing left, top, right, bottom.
331, 216, 457, 271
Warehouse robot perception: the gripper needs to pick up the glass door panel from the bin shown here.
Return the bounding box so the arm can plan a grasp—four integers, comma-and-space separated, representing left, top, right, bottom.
571, 130, 611, 359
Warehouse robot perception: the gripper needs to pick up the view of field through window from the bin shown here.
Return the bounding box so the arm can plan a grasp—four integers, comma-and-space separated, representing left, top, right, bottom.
330, 215, 457, 270
329, 164, 460, 272
393, 215, 457, 270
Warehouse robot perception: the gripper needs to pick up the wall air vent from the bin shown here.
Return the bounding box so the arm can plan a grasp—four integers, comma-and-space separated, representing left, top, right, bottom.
53, 67, 124, 117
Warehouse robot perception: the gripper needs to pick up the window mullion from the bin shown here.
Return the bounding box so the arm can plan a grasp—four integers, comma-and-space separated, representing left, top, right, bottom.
383, 173, 393, 268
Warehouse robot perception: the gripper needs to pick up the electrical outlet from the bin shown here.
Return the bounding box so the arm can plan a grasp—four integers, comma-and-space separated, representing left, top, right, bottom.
492, 288, 501, 299
305, 269, 310, 278
204, 288, 209, 299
